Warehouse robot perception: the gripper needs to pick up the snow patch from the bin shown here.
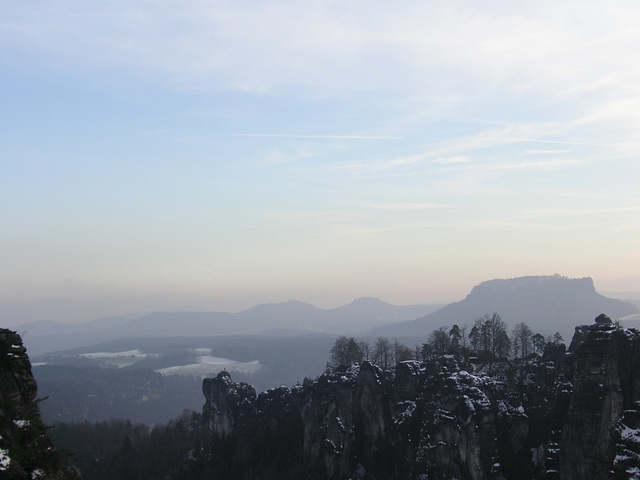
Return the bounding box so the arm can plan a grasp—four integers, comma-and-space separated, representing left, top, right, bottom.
31, 468, 45, 479
0, 448, 10, 470
76, 349, 158, 368
394, 401, 417, 425
78, 349, 146, 359
619, 424, 640, 442
157, 357, 262, 377
199, 356, 236, 366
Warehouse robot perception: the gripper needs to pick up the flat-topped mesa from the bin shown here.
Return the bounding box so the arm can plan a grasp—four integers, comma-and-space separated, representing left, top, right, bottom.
467, 275, 597, 299
373, 275, 638, 340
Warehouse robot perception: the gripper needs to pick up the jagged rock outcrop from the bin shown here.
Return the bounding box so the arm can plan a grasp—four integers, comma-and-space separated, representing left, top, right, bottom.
204, 363, 517, 479
560, 317, 640, 479
199, 315, 640, 479
0, 328, 80, 479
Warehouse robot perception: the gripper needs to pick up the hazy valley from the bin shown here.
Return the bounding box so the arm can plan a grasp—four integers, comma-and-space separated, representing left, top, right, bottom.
3, 275, 640, 479
16, 275, 639, 427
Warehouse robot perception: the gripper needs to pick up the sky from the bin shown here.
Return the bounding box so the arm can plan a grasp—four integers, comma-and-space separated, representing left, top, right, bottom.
2, 1, 640, 324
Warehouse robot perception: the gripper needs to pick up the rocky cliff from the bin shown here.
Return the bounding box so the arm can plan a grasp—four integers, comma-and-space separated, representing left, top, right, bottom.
0, 328, 80, 479
201, 315, 640, 479
560, 315, 640, 479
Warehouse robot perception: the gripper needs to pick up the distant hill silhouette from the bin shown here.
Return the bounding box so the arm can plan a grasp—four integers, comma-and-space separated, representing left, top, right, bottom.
19, 298, 442, 356
368, 275, 638, 340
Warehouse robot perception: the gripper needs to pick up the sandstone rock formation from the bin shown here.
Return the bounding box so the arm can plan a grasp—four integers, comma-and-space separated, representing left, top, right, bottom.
200, 315, 640, 479
0, 328, 80, 479
560, 318, 640, 479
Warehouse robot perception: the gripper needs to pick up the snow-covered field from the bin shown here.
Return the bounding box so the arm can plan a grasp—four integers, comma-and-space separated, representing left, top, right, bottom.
44, 347, 262, 377
76, 349, 157, 367
78, 349, 146, 359
156, 352, 262, 378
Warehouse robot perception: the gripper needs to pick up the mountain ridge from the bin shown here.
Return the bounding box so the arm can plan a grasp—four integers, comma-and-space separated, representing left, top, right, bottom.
369, 275, 638, 340
18, 297, 442, 356
17, 275, 638, 357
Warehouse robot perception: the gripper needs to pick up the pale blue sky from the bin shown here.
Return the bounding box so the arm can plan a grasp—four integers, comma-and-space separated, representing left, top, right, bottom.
2, 1, 639, 322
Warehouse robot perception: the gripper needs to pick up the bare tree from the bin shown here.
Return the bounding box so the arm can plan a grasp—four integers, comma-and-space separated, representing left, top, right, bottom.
393, 339, 414, 363
490, 314, 510, 358
460, 324, 469, 351
420, 342, 434, 361
328, 336, 367, 367
372, 337, 393, 369
512, 322, 533, 359
472, 313, 510, 358
428, 326, 451, 356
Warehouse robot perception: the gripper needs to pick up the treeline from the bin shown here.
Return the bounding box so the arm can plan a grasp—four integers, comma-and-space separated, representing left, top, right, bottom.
49, 412, 206, 480
328, 312, 566, 369
35, 364, 204, 425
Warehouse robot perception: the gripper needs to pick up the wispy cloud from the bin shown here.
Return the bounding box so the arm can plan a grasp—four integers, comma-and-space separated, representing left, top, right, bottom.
431, 156, 473, 165
271, 210, 364, 220
4, 0, 640, 306
4, 1, 639, 101
508, 138, 620, 148
362, 124, 587, 175
380, 153, 431, 169
523, 206, 640, 216
495, 159, 582, 170
260, 148, 317, 166
552, 190, 607, 199
348, 202, 449, 211
223, 134, 402, 140
519, 149, 570, 156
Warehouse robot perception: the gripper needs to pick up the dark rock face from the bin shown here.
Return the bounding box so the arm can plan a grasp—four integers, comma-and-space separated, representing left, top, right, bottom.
204, 363, 514, 479
594, 313, 613, 325
561, 321, 640, 479
202, 371, 257, 437
200, 317, 640, 479
0, 328, 80, 479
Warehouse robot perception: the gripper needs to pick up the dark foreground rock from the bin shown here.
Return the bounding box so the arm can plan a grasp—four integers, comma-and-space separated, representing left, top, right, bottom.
0, 328, 81, 479
200, 317, 640, 479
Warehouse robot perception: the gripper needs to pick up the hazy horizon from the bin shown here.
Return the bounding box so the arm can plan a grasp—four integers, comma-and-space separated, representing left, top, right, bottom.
2, 2, 640, 326
2, 275, 639, 327
0, 289, 455, 327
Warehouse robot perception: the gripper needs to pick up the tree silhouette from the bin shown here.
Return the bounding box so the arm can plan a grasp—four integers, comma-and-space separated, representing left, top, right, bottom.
328, 336, 367, 368
512, 322, 533, 358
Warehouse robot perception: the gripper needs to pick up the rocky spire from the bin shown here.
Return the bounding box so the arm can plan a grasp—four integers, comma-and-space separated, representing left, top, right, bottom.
0, 328, 81, 479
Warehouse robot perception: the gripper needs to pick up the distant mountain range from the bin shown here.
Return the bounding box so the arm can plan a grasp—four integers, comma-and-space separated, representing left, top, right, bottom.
15, 275, 639, 357
18, 297, 443, 356
369, 275, 638, 340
